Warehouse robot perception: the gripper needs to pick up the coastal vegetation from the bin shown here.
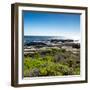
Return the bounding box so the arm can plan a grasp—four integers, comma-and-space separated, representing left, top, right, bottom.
24, 48, 80, 77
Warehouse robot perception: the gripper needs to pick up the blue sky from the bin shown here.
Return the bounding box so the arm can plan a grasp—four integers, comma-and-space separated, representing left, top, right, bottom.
23, 11, 80, 40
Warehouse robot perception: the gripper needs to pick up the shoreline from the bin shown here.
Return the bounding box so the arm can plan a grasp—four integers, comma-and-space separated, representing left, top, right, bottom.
24, 39, 80, 55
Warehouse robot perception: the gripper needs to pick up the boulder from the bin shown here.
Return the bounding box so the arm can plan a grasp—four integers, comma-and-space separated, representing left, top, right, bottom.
29, 68, 40, 77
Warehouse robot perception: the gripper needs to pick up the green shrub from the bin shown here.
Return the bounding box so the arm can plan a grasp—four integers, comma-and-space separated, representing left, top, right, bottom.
24, 48, 80, 77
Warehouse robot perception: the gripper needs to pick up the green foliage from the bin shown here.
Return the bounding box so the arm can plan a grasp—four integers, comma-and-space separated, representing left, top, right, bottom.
24, 48, 80, 77
74, 67, 80, 75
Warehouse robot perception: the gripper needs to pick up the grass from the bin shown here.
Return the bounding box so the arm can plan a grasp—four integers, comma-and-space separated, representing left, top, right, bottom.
24, 48, 80, 77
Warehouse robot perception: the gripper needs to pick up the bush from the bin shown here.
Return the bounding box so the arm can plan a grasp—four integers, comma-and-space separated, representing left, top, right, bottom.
24, 48, 80, 77
74, 67, 80, 75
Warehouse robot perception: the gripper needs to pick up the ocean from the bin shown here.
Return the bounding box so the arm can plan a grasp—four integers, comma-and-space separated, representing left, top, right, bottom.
24, 36, 65, 44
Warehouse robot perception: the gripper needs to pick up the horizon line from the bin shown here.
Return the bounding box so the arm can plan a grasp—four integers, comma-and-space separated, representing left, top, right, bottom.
24, 35, 80, 40
24, 35, 65, 37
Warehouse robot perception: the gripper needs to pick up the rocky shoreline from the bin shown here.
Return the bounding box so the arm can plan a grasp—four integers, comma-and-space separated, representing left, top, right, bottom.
24, 39, 80, 55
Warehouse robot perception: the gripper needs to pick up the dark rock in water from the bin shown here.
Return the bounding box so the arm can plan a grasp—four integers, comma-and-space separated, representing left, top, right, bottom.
25, 42, 47, 46
30, 68, 40, 77
50, 39, 60, 43
50, 39, 74, 43
63, 39, 74, 42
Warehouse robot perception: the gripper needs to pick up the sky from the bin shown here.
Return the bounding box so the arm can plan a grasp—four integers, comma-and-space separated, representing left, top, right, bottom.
23, 11, 80, 40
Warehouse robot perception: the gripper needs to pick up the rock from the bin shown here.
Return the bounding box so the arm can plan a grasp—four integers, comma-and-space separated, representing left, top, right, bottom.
25, 42, 47, 46
50, 39, 74, 43
72, 44, 80, 49
30, 68, 40, 77
54, 54, 64, 63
